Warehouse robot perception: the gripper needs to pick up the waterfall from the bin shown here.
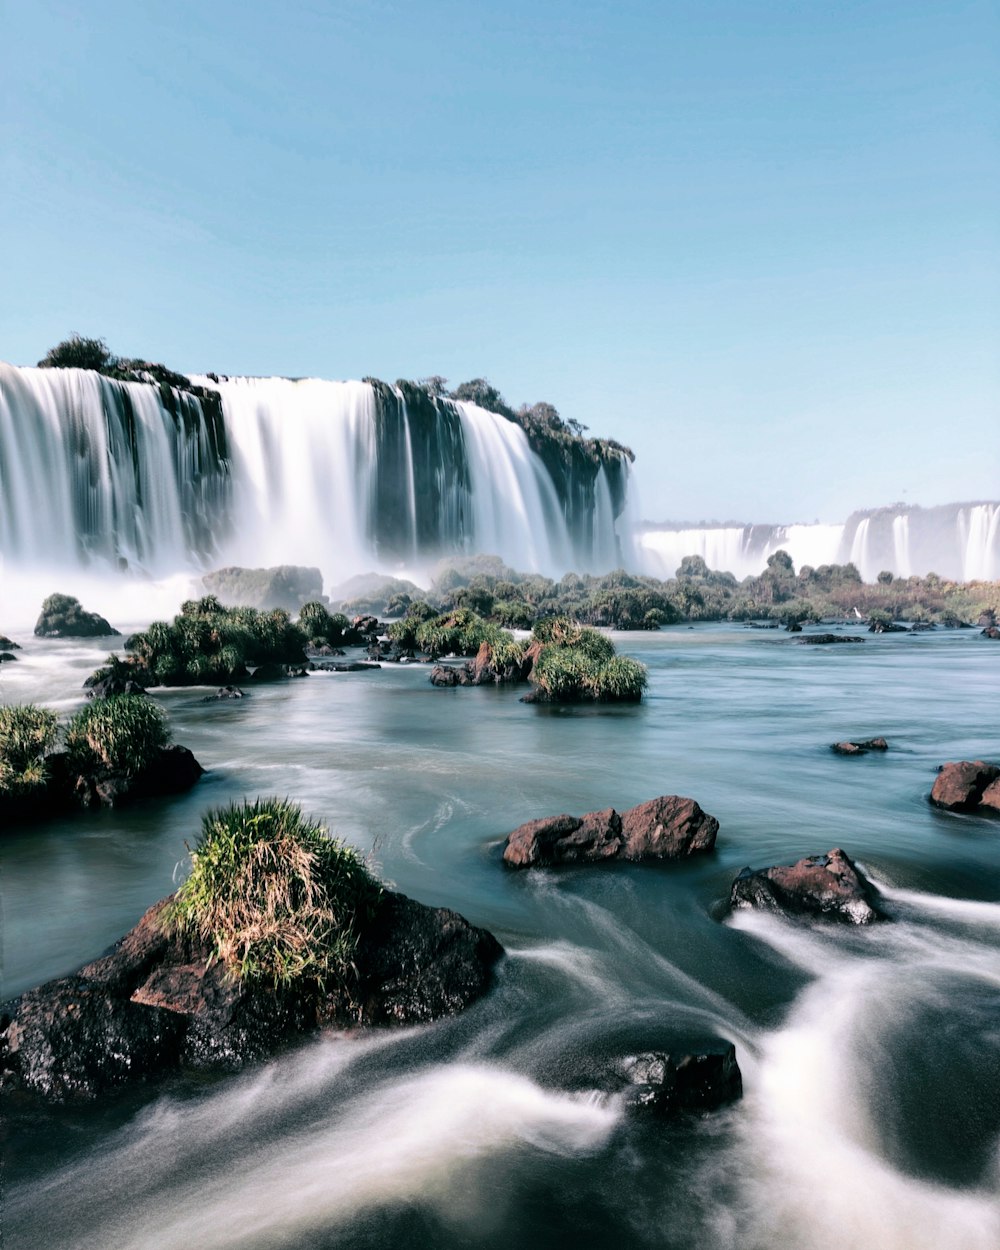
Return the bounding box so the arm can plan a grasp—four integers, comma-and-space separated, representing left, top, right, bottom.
0, 364, 630, 589
959, 504, 1000, 581
639, 504, 1000, 582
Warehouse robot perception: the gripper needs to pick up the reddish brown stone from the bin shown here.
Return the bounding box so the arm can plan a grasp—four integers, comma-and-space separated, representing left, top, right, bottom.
620, 795, 718, 859
930, 761, 1000, 811
502, 796, 717, 868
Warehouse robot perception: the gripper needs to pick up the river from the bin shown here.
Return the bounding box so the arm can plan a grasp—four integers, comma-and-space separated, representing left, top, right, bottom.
3, 623, 999, 1249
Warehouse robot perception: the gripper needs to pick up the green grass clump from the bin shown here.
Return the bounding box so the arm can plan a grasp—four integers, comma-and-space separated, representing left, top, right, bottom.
167, 798, 381, 990
0, 704, 59, 794
530, 646, 599, 701
587, 655, 649, 702
64, 695, 169, 776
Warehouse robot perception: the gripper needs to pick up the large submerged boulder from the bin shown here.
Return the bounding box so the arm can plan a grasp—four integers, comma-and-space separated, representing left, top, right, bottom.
729, 847, 885, 924
1, 890, 503, 1101
34, 594, 119, 639
929, 761, 1000, 813
503, 795, 719, 868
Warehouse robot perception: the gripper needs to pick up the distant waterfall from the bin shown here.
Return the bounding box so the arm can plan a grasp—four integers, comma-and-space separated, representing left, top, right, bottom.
640, 504, 1000, 582
0, 364, 631, 584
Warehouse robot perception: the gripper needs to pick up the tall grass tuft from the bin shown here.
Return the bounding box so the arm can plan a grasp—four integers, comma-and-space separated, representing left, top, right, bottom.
167, 798, 381, 990
0, 704, 59, 794
64, 695, 169, 776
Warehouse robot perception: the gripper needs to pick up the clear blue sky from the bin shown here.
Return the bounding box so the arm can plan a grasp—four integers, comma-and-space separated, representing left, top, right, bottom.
3, 0, 998, 524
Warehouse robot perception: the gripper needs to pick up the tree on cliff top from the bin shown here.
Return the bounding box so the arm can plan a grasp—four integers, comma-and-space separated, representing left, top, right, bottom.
38, 334, 112, 371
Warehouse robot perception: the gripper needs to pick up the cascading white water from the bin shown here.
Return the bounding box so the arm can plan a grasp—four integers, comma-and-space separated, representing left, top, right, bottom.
0, 364, 224, 575
199, 376, 379, 578
453, 401, 575, 575
639, 505, 1000, 582
959, 503, 1000, 581
639, 522, 842, 581
0, 365, 632, 596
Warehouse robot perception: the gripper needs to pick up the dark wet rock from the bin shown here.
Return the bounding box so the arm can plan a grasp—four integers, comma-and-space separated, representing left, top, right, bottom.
614, 1042, 743, 1118
832, 737, 889, 755
909, 622, 936, 632
306, 643, 346, 658
69, 745, 204, 809
0, 635, 20, 649
929, 761, 1000, 812
0, 651, 18, 663
785, 621, 802, 632
34, 593, 119, 639
503, 795, 718, 868
1, 889, 502, 1101
0, 745, 204, 824
354, 892, 503, 1026
430, 664, 468, 687
84, 669, 148, 699
796, 634, 865, 645
202, 685, 246, 700
367, 638, 414, 663
729, 847, 885, 924
982, 626, 1000, 640
940, 615, 972, 629
351, 615, 381, 637
979, 609, 997, 628
3, 976, 186, 1099
249, 661, 303, 682
868, 619, 908, 634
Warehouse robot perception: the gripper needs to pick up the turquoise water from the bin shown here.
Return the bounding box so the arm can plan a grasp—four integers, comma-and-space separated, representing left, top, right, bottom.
3, 624, 999, 1249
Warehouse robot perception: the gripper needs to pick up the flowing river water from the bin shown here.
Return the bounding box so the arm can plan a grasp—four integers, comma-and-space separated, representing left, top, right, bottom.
2, 624, 999, 1250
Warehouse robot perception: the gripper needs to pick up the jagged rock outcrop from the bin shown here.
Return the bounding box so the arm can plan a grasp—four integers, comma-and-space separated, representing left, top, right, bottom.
729, 848, 885, 924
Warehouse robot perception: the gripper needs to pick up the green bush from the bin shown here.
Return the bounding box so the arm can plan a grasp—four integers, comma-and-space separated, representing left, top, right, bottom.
167, 798, 381, 990
298, 602, 349, 645
415, 608, 494, 658
64, 695, 169, 776
38, 334, 112, 371
490, 598, 535, 629
0, 704, 59, 794
531, 616, 615, 662
124, 598, 307, 685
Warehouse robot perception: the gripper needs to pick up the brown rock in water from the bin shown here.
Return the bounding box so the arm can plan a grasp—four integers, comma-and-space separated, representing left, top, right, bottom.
729, 847, 885, 924
832, 737, 888, 755
502, 796, 718, 868
929, 761, 1000, 812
